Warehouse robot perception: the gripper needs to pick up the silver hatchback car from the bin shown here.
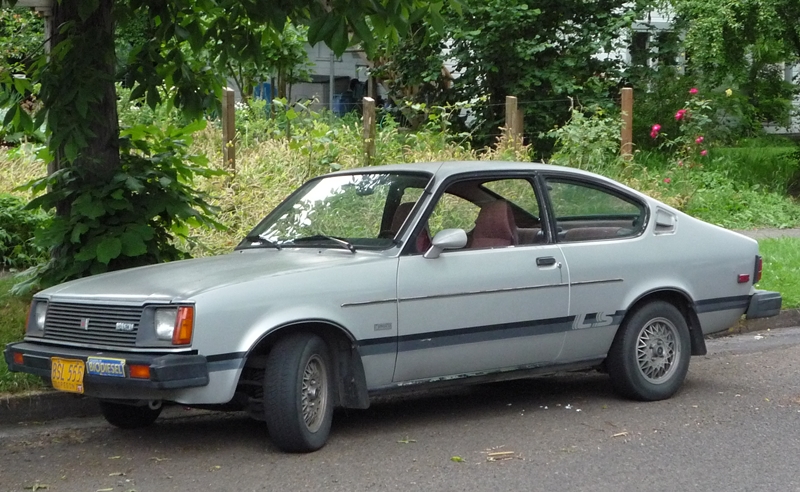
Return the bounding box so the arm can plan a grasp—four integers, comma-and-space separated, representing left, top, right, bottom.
5, 161, 781, 452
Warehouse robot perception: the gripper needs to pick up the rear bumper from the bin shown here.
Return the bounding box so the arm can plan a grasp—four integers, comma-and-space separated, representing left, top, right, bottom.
4, 341, 209, 394
746, 290, 783, 319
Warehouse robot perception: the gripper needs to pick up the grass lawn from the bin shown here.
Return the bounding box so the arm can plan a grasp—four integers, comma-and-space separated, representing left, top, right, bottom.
757, 237, 800, 310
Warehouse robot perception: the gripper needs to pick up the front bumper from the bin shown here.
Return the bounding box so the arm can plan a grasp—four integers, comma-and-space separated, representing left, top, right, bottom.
746, 290, 783, 319
4, 341, 209, 395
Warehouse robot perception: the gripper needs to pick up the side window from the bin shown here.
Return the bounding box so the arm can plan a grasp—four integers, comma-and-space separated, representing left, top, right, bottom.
423, 177, 544, 251
482, 179, 540, 223
428, 193, 480, 238
546, 179, 645, 242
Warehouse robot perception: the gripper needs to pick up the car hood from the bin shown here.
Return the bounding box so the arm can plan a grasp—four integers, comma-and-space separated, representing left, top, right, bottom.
40, 249, 387, 303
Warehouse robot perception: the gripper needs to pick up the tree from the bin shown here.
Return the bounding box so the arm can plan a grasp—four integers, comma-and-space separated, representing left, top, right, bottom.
669, 0, 800, 125
376, 0, 641, 151
0, 0, 449, 287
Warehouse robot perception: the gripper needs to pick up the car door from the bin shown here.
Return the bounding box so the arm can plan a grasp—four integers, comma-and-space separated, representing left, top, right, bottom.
540, 175, 649, 364
393, 175, 570, 383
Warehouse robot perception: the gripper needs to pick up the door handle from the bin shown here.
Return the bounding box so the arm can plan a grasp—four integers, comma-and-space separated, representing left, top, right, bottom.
536, 256, 557, 267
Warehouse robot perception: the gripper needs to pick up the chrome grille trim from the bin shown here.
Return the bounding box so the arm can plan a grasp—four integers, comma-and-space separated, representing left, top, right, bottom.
43, 302, 142, 348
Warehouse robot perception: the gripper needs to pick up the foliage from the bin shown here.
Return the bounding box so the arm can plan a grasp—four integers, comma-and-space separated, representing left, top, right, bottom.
224, 20, 312, 102
0, 194, 48, 270
0, 7, 42, 69
549, 106, 623, 173
0, 0, 455, 290
0, 275, 42, 393
13, 120, 224, 293
649, 87, 714, 168
377, 0, 642, 151
757, 238, 800, 309
666, 0, 800, 126
117, 84, 184, 129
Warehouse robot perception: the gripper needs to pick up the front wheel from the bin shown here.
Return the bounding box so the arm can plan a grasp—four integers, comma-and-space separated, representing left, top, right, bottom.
606, 301, 691, 401
263, 333, 334, 452
99, 401, 162, 429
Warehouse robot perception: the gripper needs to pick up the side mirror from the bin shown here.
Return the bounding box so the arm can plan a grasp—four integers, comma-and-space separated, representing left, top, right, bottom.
423, 228, 468, 259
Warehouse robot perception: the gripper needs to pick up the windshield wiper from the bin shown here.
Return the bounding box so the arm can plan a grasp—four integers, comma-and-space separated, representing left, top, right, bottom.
243, 234, 282, 250
291, 234, 356, 253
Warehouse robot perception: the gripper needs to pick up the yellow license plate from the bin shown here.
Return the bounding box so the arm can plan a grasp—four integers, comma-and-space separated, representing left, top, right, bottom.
50, 357, 85, 394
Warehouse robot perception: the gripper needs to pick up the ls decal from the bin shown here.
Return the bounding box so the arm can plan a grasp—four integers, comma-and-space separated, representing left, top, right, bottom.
572, 312, 614, 330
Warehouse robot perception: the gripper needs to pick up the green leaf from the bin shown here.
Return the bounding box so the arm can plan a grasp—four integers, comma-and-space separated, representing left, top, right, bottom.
70, 223, 90, 243
2, 106, 17, 127
308, 14, 341, 47
96, 237, 122, 264
329, 17, 349, 55
73, 194, 106, 219
120, 230, 148, 257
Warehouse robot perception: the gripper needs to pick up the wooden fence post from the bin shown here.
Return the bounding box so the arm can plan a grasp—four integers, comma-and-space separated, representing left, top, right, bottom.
222, 87, 236, 172
363, 96, 376, 166
505, 96, 520, 148
620, 87, 633, 160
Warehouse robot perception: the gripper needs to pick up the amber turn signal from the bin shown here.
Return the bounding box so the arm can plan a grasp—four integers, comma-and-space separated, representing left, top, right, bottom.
172, 306, 194, 345
12, 352, 23, 365
129, 364, 151, 379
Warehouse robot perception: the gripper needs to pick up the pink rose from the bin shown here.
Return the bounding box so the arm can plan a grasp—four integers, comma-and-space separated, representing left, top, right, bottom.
663, 177, 671, 184
675, 109, 687, 121
695, 136, 704, 144
689, 88, 698, 95
650, 124, 661, 138
700, 149, 708, 156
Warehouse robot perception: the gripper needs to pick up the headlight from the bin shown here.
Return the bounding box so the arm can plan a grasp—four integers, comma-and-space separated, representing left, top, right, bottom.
154, 306, 194, 345
35, 302, 48, 330
155, 308, 178, 340
25, 300, 47, 336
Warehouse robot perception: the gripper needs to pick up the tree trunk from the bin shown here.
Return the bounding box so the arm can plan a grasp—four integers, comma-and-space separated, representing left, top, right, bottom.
50, 0, 120, 190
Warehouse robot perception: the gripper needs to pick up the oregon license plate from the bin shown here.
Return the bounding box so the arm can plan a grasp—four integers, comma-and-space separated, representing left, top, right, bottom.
50, 357, 85, 394
85, 357, 126, 378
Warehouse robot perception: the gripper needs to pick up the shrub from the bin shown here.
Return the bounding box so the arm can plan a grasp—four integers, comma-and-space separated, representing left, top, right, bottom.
0, 193, 48, 270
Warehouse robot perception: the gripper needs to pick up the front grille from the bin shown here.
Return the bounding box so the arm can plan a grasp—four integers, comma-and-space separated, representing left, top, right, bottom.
43, 302, 143, 347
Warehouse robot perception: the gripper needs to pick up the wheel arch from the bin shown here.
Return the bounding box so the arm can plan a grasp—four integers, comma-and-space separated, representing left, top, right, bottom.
624, 288, 707, 356
242, 319, 370, 409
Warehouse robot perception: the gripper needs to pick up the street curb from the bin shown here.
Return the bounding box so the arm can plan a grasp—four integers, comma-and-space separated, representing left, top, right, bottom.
2, 310, 799, 426
1, 390, 99, 424
729, 308, 800, 335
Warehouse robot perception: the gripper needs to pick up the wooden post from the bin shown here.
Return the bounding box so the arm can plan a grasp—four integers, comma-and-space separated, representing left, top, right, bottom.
362, 97, 376, 166
620, 87, 633, 160
222, 87, 236, 172
513, 109, 523, 148
505, 96, 519, 147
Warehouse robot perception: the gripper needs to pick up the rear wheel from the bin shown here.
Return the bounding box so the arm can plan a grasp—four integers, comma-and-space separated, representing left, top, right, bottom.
607, 301, 691, 401
99, 401, 162, 429
263, 333, 334, 452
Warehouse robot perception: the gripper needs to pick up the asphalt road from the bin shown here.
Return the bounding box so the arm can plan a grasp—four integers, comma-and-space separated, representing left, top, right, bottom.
2, 327, 800, 492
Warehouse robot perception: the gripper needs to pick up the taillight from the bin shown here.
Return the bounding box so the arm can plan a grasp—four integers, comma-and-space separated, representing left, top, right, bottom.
754, 255, 763, 284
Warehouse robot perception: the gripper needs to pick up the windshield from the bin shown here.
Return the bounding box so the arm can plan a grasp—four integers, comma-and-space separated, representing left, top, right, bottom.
239, 172, 432, 250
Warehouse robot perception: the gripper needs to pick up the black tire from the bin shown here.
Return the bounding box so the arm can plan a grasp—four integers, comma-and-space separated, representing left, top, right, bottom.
99, 401, 162, 429
607, 301, 691, 401
263, 333, 334, 452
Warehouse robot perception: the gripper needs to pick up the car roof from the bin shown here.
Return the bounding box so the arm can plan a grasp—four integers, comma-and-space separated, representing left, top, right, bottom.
329, 161, 627, 188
